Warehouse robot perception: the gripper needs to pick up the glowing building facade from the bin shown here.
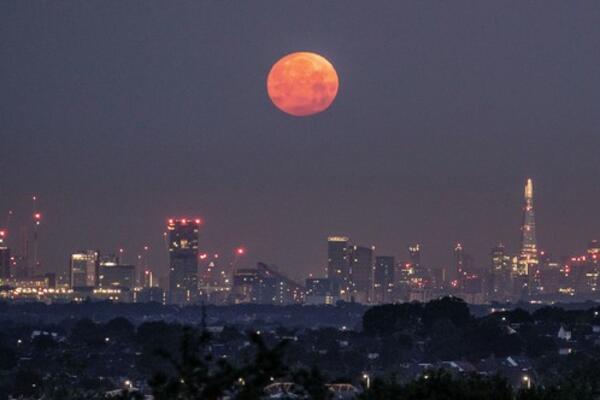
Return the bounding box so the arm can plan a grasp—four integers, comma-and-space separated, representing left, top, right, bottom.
0, 230, 10, 279
518, 179, 539, 295
327, 236, 351, 299
489, 244, 512, 302
167, 218, 200, 305
70, 250, 99, 288
373, 256, 395, 304
349, 245, 374, 303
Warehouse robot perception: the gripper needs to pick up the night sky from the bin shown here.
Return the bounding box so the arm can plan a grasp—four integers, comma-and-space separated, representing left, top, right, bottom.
1, 2, 600, 281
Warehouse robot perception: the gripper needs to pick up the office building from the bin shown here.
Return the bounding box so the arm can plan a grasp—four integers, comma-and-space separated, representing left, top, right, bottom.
98, 264, 135, 289
373, 256, 395, 304
327, 236, 351, 299
349, 245, 374, 303
70, 250, 99, 288
0, 230, 10, 279
167, 218, 200, 305
231, 262, 303, 305
489, 244, 512, 302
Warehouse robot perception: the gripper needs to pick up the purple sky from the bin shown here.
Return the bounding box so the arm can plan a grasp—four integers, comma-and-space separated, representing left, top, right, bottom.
1, 2, 600, 281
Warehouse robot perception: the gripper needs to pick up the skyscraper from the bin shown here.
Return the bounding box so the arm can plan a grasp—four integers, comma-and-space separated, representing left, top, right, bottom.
489, 244, 512, 302
454, 243, 474, 288
98, 257, 135, 290
231, 262, 304, 305
0, 230, 10, 279
408, 244, 421, 269
349, 245, 374, 303
70, 250, 99, 288
167, 218, 200, 305
519, 179, 538, 295
327, 236, 350, 298
373, 255, 395, 304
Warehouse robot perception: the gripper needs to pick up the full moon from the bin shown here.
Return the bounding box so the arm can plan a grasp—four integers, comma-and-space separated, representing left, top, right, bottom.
267, 52, 339, 117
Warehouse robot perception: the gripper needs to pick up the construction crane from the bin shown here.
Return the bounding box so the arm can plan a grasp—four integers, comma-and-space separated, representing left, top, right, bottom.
32, 195, 42, 275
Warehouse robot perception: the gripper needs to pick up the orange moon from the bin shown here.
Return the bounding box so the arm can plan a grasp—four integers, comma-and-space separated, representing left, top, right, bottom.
267, 52, 339, 117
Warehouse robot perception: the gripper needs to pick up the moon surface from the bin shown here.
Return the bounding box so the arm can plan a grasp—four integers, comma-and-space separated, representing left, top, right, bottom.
267, 52, 339, 117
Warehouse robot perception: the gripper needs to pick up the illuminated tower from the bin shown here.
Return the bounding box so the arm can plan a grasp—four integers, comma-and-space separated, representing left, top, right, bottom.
408, 244, 421, 269
167, 218, 200, 305
454, 243, 466, 279
373, 256, 395, 304
518, 179, 538, 295
349, 245, 374, 303
31, 195, 42, 277
0, 230, 10, 279
70, 250, 100, 288
327, 236, 351, 299
489, 244, 512, 302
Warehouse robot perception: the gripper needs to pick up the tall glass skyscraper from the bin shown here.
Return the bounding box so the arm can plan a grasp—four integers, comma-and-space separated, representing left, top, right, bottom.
327, 236, 350, 298
167, 218, 200, 305
373, 255, 395, 304
0, 230, 10, 279
70, 250, 99, 288
519, 179, 539, 295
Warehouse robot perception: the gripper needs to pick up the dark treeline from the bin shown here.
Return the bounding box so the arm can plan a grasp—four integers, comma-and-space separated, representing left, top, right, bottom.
2, 297, 600, 398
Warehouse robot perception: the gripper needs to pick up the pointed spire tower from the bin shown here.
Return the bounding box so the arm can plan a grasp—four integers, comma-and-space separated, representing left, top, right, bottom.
518, 178, 538, 276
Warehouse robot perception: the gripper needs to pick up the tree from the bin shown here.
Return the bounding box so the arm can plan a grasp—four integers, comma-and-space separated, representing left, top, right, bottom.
11, 367, 42, 398
149, 326, 236, 400
0, 343, 16, 370
292, 366, 331, 400
104, 317, 135, 341
422, 296, 472, 330
363, 302, 423, 336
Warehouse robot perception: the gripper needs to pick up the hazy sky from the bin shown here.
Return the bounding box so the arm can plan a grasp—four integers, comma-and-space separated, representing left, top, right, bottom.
1, 2, 600, 281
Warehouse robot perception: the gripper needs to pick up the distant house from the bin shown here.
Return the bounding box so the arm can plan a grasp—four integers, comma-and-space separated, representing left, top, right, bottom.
558, 347, 573, 356
441, 361, 477, 374
557, 326, 572, 341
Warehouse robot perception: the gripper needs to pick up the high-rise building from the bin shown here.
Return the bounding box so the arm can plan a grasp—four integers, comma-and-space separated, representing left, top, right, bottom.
70, 250, 99, 288
327, 236, 351, 299
167, 218, 200, 305
231, 263, 303, 305
406, 243, 434, 290
408, 244, 421, 269
0, 230, 10, 279
198, 254, 231, 305
98, 263, 135, 289
588, 240, 600, 261
349, 245, 374, 303
373, 256, 395, 304
518, 179, 538, 296
454, 243, 475, 288
489, 244, 512, 302
305, 278, 337, 304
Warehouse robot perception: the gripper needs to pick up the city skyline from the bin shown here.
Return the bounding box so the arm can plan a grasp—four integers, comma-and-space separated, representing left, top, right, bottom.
0, 177, 598, 283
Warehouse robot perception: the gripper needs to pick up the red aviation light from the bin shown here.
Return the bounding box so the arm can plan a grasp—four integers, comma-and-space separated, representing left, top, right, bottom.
0, 230, 5, 237
195, 219, 201, 224
236, 247, 245, 255
181, 218, 187, 224
199, 253, 208, 260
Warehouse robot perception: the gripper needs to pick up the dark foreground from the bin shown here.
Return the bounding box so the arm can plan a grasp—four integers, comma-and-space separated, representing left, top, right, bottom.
2, 298, 600, 399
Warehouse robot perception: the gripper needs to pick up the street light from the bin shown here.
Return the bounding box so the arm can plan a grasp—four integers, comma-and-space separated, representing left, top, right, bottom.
362, 373, 370, 389
522, 375, 531, 389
